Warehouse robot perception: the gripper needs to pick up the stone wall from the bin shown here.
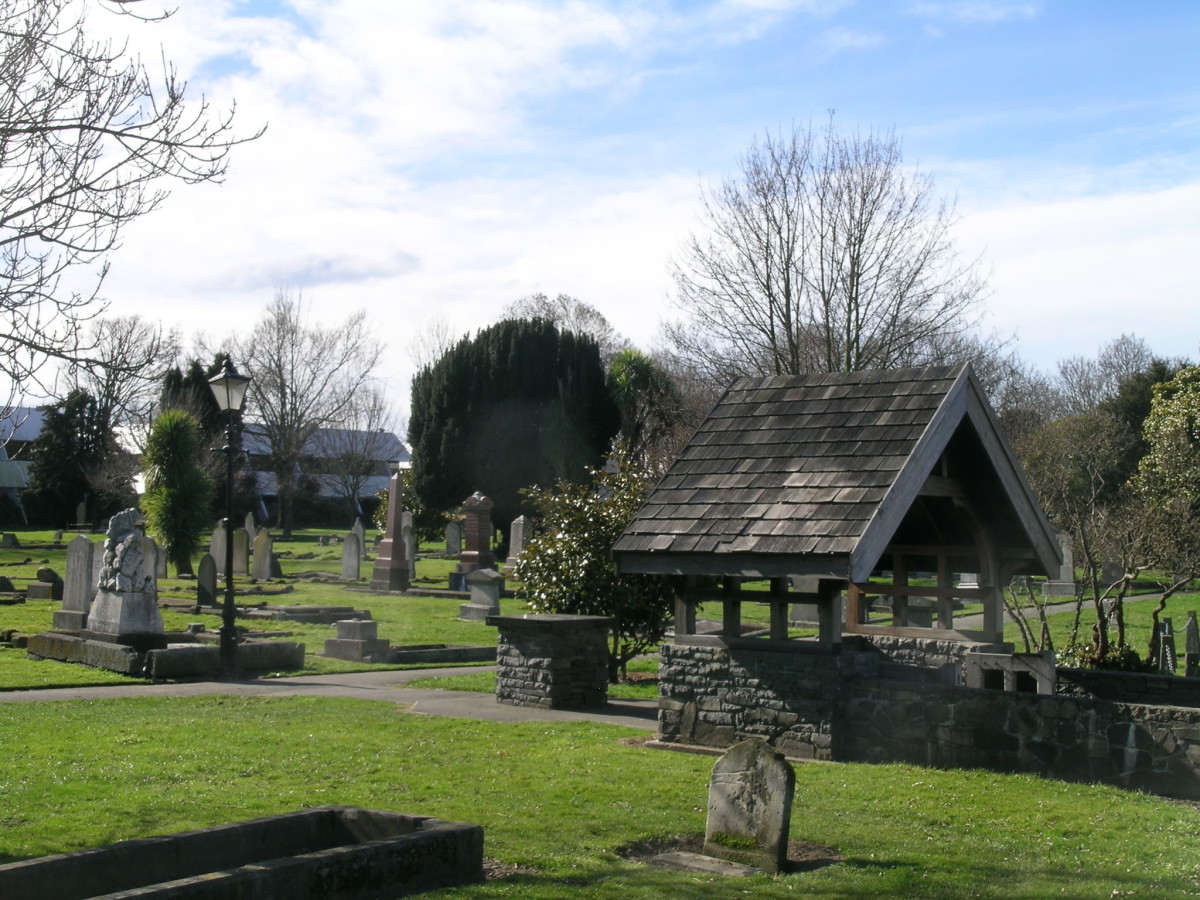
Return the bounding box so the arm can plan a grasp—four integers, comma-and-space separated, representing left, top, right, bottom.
489, 614, 610, 709
841, 681, 1200, 799
1057, 667, 1200, 709
659, 640, 877, 760
658, 638, 1200, 799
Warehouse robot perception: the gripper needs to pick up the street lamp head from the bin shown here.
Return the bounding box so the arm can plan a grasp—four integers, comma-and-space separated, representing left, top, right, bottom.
208, 357, 251, 413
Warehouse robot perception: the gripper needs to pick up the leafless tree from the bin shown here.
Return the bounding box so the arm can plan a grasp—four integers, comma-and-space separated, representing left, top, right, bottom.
502, 293, 630, 366
406, 316, 459, 374
65, 315, 179, 448
0, 0, 261, 411
667, 115, 988, 380
228, 290, 384, 537
1055, 334, 1155, 416
309, 388, 403, 519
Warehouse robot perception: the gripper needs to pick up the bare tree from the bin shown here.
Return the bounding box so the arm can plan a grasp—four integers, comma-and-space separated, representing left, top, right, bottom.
503, 293, 630, 365
228, 291, 384, 537
668, 115, 988, 380
0, 0, 261, 410
65, 315, 179, 448
309, 388, 403, 519
406, 316, 459, 374
1055, 334, 1156, 417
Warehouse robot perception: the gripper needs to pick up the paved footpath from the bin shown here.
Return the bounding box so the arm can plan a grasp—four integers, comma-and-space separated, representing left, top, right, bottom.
0, 666, 659, 731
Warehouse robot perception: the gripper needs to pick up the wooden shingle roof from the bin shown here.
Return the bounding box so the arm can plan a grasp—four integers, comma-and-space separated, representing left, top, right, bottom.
613, 364, 1059, 581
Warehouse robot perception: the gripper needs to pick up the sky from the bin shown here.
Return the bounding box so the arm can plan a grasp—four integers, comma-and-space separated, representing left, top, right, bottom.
92, 0, 1200, 419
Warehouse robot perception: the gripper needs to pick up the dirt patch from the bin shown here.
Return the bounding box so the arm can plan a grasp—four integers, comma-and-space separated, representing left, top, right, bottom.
616, 834, 843, 873
483, 857, 539, 880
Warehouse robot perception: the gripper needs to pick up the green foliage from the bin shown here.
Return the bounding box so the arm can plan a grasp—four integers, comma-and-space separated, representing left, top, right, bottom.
1136, 366, 1200, 507
511, 449, 671, 681
606, 347, 683, 467
142, 410, 213, 576
159, 354, 232, 438
23, 388, 131, 526
408, 317, 619, 532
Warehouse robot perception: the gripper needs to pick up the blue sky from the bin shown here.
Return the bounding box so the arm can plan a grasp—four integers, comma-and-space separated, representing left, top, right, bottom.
101, 0, 1200, 414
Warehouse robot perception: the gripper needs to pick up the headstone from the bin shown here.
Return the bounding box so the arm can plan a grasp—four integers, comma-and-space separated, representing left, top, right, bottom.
85, 508, 166, 650
91, 540, 104, 592
957, 573, 978, 590
53, 530, 63, 543
232, 528, 250, 577
703, 738, 795, 873
341, 533, 362, 581
1042, 528, 1077, 597
154, 539, 167, 580
352, 517, 366, 560
370, 471, 410, 592
1160, 618, 1178, 675
139, 536, 159, 593
210, 523, 227, 576
0, 532, 18, 548
252, 529, 274, 581
244, 511, 256, 536
505, 515, 530, 568
1102, 561, 1125, 585
400, 511, 416, 581
453, 492, 494, 589
1186, 611, 1199, 678
197, 553, 217, 606
445, 521, 462, 557
54, 535, 95, 629
323, 618, 391, 662
0, 575, 14, 592
75, 499, 87, 526
459, 568, 504, 620
27, 566, 64, 601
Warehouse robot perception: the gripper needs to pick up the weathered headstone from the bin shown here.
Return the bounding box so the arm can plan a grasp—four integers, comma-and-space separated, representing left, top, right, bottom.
1160, 618, 1178, 675
252, 529, 274, 581
703, 738, 795, 873
211, 523, 227, 576
27, 566, 64, 601
244, 511, 256, 536
75, 499, 87, 527
445, 521, 462, 557
341, 533, 362, 581
197, 553, 217, 607
505, 515, 530, 568
139, 535, 159, 593
232, 528, 250, 577
453, 492, 494, 590
1186, 611, 1199, 678
1102, 561, 1125, 585
459, 568, 503, 620
400, 511, 416, 581
352, 517, 366, 560
85, 508, 166, 650
1043, 528, 1077, 597
370, 471, 410, 592
53, 530, 63, 543
54, 535, 96, 629
154, 538, 167, 580
0, 532, 18, 548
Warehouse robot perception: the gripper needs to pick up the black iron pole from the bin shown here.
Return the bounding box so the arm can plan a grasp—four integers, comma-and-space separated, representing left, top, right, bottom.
219, 415, 238, 677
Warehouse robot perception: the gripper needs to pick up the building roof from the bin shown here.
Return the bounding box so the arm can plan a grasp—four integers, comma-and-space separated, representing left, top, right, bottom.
613, 364, 1060, 582
242, 424, 409, 464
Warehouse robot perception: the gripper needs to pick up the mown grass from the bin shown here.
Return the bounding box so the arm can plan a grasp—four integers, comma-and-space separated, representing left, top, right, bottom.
0, 695, 1197, 898
0, 528, 502, 687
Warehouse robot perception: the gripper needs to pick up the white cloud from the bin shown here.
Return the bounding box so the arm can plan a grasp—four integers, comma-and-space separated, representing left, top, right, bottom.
906, 1, 1040, 25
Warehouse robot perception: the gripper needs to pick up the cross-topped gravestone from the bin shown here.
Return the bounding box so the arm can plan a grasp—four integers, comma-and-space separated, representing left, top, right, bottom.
703, 738, 795, 873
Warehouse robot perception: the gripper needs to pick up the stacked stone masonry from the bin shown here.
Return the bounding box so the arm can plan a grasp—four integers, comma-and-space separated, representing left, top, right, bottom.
490, 615, 610, 710
659, 636, 1200, 800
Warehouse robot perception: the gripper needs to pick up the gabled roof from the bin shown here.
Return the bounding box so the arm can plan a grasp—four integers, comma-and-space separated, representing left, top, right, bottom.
613, 364, 1060, 582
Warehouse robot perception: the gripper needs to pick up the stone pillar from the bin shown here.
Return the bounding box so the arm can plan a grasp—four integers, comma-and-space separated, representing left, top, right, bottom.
370, 471, 410, 592
488, 614, 611, 709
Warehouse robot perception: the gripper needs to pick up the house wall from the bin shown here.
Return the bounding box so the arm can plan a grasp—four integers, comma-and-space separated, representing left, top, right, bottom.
658, 639, 1200, 800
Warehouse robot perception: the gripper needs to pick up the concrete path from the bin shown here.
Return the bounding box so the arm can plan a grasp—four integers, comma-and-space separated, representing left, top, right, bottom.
0, 666, 659, 731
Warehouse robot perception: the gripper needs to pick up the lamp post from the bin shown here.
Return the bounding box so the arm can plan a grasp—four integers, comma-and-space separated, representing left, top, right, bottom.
208, 357, 251, 677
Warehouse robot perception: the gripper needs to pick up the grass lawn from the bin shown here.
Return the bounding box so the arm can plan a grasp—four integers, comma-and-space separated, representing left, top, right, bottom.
0, 695, 1197, 898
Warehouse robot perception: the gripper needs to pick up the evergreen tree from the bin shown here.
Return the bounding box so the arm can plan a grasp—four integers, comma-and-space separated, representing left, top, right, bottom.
142, 410, 213, 576
408, 318, 619, 533
24, 389, 130, 526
